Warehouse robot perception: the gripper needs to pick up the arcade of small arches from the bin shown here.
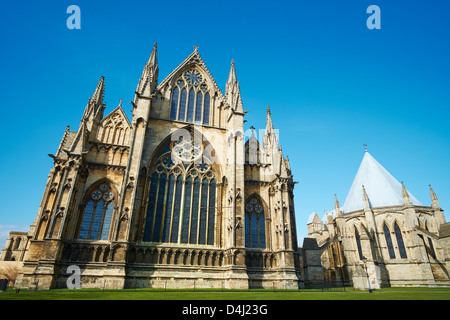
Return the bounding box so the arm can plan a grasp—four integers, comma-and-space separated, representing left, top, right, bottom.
60, 243, 281, 269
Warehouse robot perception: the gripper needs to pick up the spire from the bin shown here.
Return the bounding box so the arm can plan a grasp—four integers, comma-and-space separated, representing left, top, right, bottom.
362, 185, 371, 211
401, 181, 412, 206
225, 59, 243, 112
266, 105, 274, 131
429, 184, 440, 209
227, 59, 237, 84
83, 76, 105, 117
91, 76, 105, 105
264, 105, 279, 151
137, 42, 159, 96
81, 76, 106, 131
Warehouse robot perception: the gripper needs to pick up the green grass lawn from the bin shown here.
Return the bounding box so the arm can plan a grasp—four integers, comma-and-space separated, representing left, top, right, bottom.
1, 287, 449, 300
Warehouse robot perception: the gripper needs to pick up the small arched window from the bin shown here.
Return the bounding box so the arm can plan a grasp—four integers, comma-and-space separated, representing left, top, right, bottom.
78, 183, 115, 241
245, 197, 266, 249
394, 223, 407, 259
383, 223, 396, 259
169, 70, 211, 125
15, 238, 21, 250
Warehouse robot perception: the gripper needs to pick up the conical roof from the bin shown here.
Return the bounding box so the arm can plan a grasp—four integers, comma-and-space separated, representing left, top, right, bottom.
342, 152, 422, 213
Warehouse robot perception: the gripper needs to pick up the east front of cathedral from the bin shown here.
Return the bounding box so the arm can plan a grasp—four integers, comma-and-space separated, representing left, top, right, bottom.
2, 45, 449, 290
0, 45, 303, 290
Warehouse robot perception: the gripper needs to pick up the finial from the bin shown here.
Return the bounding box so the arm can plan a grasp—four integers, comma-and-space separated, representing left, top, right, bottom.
363, 144, 368, 152
429, 184, 440, 209
401, 181, 412, 206
267, 105, 271, 115
362, 185, 371, 210
194, 44, 199, 52
119, 98, 123, 106
335, 194, 342, 216
250, 126, 255, 136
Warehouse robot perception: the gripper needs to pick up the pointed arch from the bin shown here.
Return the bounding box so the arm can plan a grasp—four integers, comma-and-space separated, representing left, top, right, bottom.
170, 86, 180, 120
76, 178, 117, 241
141, 127, 219, 246
383, 223, 396, 259
394, 222, 408, 259
244, 193, 267, 249
162, 62, 217, 125
354, 225, 364, 260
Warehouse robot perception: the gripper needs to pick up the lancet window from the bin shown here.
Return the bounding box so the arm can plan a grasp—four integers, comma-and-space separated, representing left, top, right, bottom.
383, 223, 396, 259
170, 69, 211, 125
354, 227, 364, 260
394, 223, 408, 259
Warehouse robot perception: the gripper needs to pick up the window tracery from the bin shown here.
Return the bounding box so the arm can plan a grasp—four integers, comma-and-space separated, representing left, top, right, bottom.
78, 183, 115, 241
245, 197, 266, 248
170, 69, 211, 125
142, 138, 216, 245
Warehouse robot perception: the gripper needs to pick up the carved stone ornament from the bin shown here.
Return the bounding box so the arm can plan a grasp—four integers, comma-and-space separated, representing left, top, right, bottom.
41, 210, 50, 221
120, 207, 129, 221
127, 176, 135, 190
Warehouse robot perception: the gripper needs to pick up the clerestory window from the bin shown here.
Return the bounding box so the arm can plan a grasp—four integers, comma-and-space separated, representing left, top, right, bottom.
170, 69, 211, 125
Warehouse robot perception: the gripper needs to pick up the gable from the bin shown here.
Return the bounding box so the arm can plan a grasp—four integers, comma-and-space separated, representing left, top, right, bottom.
96, 104, 132, 146
157, 49, 224, 101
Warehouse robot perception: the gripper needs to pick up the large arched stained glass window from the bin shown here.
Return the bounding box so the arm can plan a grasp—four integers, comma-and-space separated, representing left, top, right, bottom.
78, 183, 115, 241
245, 197, 266, 249
142, 136, 217, 245
169, 70, 212, 125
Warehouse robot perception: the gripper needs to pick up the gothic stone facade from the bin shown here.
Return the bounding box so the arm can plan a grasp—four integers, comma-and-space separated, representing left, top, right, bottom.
0, 45, 305, 290
307, 169, 450, 288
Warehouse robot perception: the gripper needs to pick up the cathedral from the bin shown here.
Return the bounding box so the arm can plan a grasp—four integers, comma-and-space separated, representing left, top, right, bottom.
0, 45, 303, 290
1, 45, 449, 291
307, 150, 450, 288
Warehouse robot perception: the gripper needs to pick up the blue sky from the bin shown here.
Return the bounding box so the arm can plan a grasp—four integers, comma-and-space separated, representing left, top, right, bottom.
0, 0, 449, 245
